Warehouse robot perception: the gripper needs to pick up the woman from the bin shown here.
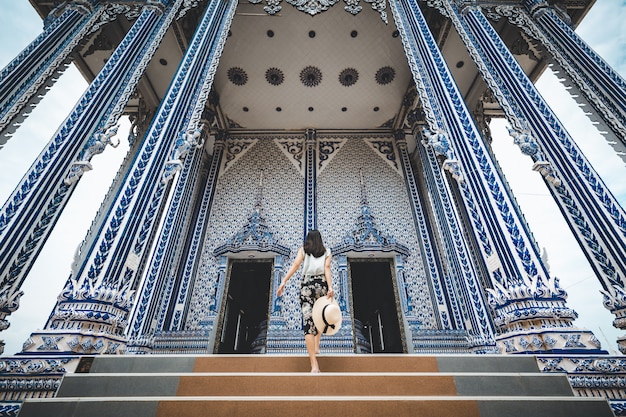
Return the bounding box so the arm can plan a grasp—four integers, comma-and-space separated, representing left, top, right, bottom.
277, 230, 334, 373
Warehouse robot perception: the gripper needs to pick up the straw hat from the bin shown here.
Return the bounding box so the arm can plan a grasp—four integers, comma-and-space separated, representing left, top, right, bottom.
312, 296, 342, 336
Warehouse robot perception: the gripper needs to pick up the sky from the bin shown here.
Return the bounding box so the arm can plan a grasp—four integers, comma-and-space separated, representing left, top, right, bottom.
0, 1, 625, 356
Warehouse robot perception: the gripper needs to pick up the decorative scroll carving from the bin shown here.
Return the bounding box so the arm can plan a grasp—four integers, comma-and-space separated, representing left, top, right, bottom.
0, 286, 22, 331
82, 29, 114, 57
223, 139, 257, 172
364, 139, 399, 173
507, 126, 562, 186
248, 0, 388, 22
318, 139, 346, 172
277, 139, 305, 175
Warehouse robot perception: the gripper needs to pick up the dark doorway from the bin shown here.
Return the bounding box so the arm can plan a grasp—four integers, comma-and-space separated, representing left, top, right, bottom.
217, 260, 271, 354
351, 260, 404, 353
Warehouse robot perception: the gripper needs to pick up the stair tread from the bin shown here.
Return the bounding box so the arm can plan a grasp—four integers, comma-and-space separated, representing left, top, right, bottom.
64, 371, 556, 376
20, 396, 614, 417
25, 395, 611, 401
85, 354, 541, 374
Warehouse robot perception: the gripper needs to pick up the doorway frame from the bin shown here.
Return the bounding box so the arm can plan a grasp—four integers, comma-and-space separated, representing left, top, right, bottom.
214, 257, 274, 354
347, 257, 409, 354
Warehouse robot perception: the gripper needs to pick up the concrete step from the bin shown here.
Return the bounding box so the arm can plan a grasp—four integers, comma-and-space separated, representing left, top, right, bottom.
56, 372, 574, 398
18, 396, 614, 417
16, 354, 615, 417
84, 354, 542, 374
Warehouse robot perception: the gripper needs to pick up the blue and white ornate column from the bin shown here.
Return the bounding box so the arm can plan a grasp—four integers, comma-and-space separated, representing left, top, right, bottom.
409, 118, 496, 351
166, 131, 224, 333
0, 0, 111, 142
126, 125, 208, 353
497, 0, 626, 157
394, 129, 455, 334
390, 0, 602, 353
441, 0, 625, 352
127, 130, 227, 353
21, 0, 238, 355
0, 0, 182, 343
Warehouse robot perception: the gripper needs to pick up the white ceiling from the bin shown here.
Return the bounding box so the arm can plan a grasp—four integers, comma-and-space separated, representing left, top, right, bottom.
72, 1, 555, 134
213, 2, 413, 130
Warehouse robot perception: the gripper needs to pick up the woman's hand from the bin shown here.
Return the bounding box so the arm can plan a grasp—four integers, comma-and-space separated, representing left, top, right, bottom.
277, 282, 286, 297
327, 288, 335, 299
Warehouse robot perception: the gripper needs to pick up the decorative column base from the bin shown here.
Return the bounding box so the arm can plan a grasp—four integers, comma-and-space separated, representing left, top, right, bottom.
125, 336, 154, 354
409, 329, 499, 354
0, 355, 81, 401
265, 316, 354, 354
494, 299, 604, 354
21, 330, 126, 355
536, 354, 626, 415
265, 317, 307, 354
497, 329, 602, 354
20, 286, 132, 355
128, 330, 219, 354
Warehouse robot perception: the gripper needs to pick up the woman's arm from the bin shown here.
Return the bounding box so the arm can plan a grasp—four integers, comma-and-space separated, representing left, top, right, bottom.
277, 247, 304, 297
324, 253, 334, 298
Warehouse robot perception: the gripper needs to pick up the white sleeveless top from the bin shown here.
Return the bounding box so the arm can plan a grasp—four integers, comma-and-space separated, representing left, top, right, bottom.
301, 248, 331, 277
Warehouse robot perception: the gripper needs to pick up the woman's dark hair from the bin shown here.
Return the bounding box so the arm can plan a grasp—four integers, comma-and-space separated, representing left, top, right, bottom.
303, 229, 326, 258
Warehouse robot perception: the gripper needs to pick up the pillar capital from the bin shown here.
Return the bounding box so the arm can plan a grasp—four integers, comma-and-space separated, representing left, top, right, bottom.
65, 0, 98, 15
305, 128, 317, 143
405, 108, 426, 131
523, 0, 571, 24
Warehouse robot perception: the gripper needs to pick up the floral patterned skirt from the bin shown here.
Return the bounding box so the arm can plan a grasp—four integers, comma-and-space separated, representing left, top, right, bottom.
300, 274, 328, 335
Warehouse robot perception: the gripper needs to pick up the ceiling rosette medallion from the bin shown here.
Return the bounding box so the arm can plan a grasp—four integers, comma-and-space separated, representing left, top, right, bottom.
375, 66, 395, 85
265, 67, 285, 86
227, 67, 248, 86
339, 68, 359, 87
300, 66, 323, 87
247, 0, 388, 23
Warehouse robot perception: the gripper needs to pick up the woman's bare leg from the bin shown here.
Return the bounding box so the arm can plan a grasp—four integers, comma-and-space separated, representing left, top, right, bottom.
315, 332, 321, 354
305, 334, 319, 372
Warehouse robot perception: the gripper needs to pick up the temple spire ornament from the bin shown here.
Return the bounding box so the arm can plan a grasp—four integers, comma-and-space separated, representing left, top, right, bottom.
214, 170, 290, 257
332, 169, 409, 257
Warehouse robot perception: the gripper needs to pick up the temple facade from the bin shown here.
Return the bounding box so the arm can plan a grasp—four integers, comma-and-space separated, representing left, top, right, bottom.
1, 0, 626, 412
